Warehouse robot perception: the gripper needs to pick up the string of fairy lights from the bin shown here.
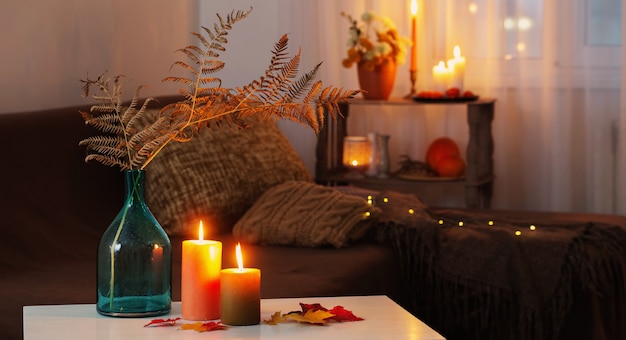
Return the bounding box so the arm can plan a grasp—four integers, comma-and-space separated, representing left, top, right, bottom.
364, 195, 538, 237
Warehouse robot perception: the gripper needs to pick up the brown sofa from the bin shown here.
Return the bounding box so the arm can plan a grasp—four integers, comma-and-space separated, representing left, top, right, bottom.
3, 97, 626, 340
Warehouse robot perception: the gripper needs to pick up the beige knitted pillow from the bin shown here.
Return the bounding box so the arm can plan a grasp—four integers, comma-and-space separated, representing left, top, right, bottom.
232, 181, 380, 248
145, 116, 311, 237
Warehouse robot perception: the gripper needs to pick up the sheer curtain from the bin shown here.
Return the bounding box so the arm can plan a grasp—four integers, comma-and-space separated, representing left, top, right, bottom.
276, 0, 623, 214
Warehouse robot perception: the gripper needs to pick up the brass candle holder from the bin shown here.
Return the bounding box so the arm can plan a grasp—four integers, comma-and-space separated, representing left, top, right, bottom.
404, 69, 418, 99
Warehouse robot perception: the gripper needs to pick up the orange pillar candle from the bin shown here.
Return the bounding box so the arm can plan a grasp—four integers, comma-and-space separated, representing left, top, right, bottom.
181, 221, 222, 321
220, 243, 261, 326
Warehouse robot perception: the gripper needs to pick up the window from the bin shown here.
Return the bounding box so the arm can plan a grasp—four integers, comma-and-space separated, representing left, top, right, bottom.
586, 0, 621, 46
503, 0, 542, 59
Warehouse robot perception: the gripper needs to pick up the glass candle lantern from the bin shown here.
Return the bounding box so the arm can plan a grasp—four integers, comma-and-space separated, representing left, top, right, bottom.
342, 136, 371, 178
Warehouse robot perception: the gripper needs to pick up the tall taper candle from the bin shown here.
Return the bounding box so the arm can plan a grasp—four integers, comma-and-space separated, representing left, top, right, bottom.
410, 0, 418, 72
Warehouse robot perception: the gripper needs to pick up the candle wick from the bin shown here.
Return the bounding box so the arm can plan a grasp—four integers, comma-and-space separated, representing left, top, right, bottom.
199, 221, 204, 241
235, 243, 244, 271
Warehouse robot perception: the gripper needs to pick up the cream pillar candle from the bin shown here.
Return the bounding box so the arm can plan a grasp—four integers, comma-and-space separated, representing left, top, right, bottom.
447, 45, 466, 90
181, 221, 222, 321
432, 60, 450, 93
220, 243, 261, 326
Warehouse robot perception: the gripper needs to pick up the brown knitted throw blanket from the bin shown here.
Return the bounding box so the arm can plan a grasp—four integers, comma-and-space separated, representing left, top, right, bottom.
369, 191, 626, 340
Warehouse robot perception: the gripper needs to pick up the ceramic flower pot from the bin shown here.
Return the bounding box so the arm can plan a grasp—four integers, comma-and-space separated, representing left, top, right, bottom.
357, 60, 397, 100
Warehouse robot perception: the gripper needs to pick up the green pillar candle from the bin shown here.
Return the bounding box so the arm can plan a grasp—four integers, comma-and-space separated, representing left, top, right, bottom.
220, 267, 261, 325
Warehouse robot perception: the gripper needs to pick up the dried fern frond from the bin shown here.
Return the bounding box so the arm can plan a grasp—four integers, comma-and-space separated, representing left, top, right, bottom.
79, 7, 359, 170
79, 73, 158, 171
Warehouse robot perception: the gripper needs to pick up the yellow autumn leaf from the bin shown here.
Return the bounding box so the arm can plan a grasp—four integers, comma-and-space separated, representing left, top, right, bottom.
264, 311, 287, 325
180, 323, 205, 332
284, 310, 335, 325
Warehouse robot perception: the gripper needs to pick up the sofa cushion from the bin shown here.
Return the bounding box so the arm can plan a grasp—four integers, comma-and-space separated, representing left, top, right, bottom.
233, 181, 379, 248
146, 116, 311, 237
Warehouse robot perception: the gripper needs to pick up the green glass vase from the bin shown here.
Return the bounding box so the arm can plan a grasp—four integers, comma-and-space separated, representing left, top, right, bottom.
96, 169, 171, 317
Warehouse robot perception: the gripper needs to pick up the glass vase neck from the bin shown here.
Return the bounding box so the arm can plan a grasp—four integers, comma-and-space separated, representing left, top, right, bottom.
124, 169, 146, 201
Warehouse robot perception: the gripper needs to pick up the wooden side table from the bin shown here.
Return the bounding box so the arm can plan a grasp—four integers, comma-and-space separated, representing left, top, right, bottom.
315, 97, 495, 209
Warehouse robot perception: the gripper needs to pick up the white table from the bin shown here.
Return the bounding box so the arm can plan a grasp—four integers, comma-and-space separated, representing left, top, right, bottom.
24, 295, 445, 339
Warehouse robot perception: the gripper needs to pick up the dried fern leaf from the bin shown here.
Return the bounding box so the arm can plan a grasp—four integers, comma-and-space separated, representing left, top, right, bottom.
303, 81, 323, 105
79, 135, 124, 148
202, 60, 225, 74
83, 114, 125, 135
171, 61, 199, 76
198, 77, 222, 86
120, 86, 147, 124
85, 154, 130, 171
89, 102, 117, 113
133, 133, 181, 169
285, 63, 321, 103
176, 46, 203, 65
86, 144, 127, 159
126, 97, 155, 132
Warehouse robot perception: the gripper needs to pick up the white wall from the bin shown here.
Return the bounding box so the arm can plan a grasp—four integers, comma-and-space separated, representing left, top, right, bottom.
1, 0, 321, 175
198, 1, 320, 175
198, 1, 278, 89
0, 0, 198, 113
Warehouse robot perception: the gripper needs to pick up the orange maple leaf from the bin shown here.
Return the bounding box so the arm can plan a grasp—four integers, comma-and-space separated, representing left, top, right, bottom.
264, 311, 288, 325
265, 302, 364, 327
284, 310, 335, 325
179, 321, 228, 332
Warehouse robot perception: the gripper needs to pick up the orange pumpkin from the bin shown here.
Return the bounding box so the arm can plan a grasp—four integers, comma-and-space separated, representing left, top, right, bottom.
426, 137, 465, 177
436, 155, 466, 177
426, 137, 461, 170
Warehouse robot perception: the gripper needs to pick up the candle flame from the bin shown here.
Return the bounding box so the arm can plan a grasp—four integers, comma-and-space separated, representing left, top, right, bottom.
469, 3, 478, 14
198, 221, 204, 241
454, 45, 461, 58
411, 0, 418, 16
236, 243, 244, 271
351, 159, 359, 166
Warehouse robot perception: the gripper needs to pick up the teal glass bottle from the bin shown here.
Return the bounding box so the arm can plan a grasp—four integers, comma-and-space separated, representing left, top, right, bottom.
96, 169, 171, 317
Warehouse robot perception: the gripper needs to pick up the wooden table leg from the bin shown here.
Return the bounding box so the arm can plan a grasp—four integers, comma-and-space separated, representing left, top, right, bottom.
316, 102, 349, 184
466, 101, 495, 208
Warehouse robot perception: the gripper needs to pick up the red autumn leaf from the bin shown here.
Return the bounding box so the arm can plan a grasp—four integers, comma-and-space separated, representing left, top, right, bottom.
328, 305, 364, 322
300, 303, 328, 313
202, 321, 228, 331
300, 302, 363, 322
143, 317, 181, 327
